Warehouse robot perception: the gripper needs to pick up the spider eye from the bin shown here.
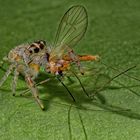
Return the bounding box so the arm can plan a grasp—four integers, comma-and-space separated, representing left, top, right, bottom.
40, 43, 44, 49
29, 50, 33, 54
34, 47, 39, 53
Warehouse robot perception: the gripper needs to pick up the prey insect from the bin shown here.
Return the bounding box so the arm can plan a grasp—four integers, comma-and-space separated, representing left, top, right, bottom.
0, 5, 100, 110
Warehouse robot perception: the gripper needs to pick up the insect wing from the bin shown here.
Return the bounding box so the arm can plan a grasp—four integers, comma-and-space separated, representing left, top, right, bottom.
50, 5, 88, 60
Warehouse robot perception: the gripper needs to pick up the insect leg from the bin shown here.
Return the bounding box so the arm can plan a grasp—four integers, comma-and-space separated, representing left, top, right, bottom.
71, 70, 89, 97
68, 48, 84, 74
20, 78, 50, 96
0, 64, 14, 87
57, 77, 76, 102
25, 75, 45, 110
91, 65, 136, 97
12, 68, 19, 96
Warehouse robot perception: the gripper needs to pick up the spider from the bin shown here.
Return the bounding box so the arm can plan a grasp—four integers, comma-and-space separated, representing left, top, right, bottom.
0, 40, 47, 110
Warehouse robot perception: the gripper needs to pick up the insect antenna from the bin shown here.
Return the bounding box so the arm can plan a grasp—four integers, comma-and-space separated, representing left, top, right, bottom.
92, 65, 136, 97
57, 77, 76, 102
70, 70, 89, 97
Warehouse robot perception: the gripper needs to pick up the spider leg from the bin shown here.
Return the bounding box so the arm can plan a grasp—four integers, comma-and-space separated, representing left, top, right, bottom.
0, 64, 14, 87
25, 75, 45, 110
12, 68, 19, 96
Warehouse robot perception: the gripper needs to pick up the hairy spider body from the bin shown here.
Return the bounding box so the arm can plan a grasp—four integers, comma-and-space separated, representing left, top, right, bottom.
0, 40, 46, 110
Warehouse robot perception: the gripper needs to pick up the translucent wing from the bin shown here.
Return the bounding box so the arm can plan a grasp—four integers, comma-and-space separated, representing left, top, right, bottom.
50, 5, 88, 60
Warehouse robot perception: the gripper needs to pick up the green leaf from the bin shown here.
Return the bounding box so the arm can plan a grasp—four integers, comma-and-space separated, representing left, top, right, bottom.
0, 0, 140, 140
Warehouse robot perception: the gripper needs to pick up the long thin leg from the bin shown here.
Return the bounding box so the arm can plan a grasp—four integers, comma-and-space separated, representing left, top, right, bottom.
20, 78, 50, 96
57, 77, 76, 102
12, 68, 19, 96
71, 70, 89, 97
92, 65, 136, 96
67, 48, 84, 74
25, 75, 45, 110
0, 64, 14, 87
100, 62, 139, 81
